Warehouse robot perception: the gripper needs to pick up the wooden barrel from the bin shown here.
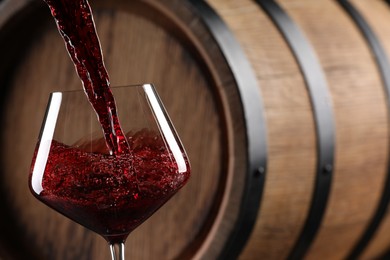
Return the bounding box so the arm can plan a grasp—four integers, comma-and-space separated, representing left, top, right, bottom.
1, 0, 390, 259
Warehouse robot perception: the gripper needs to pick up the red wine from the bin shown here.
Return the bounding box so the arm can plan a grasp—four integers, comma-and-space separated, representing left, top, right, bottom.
43, 0, 128, 155
30, 130, 190, 243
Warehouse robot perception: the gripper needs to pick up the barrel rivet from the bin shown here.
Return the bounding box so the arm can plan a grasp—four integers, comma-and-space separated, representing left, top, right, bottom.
254, 167, 265, 178
323, 164, 333, 174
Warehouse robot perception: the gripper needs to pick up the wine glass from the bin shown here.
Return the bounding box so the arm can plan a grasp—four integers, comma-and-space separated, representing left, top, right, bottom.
28, 84, 191, 260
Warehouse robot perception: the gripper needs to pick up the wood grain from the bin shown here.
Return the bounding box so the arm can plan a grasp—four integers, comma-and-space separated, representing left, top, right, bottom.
349, 0, 390, 258
205, 0, 316, 259
277, 1, 389, 259
1, 0, 390, 259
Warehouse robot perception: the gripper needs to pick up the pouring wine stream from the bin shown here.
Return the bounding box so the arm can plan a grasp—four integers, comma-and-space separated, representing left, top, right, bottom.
43, 0, 130, 155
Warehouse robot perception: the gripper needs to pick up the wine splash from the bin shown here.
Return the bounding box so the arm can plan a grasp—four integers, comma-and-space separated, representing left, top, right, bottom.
33, 130, 190, 243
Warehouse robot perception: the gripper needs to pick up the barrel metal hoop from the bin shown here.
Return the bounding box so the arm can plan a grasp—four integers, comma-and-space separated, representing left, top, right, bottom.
188, 0, 267, 259
255, 0, 335, 259
337, 0, 390, 258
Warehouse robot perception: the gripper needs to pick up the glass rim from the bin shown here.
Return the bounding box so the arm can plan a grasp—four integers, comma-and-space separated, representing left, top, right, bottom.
50, 83, 155, 94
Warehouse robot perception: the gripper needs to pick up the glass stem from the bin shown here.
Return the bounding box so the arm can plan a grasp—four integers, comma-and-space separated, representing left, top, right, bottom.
109, 242, 125, 260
